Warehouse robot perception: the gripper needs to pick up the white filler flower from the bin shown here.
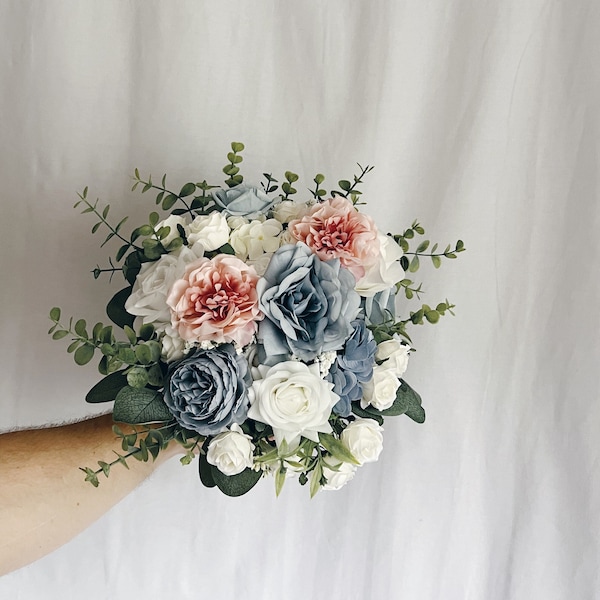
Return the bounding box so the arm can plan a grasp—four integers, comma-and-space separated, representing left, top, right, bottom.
248, 361, 339, 449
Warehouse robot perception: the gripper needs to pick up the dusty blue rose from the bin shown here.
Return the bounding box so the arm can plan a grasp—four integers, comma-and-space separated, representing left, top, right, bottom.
326, 361, 362, 417
212, 184, 274, 218
337, 319, 377, 383
257, 243, 361, 361
363, 287, 396, 326
164, 344, 250, 435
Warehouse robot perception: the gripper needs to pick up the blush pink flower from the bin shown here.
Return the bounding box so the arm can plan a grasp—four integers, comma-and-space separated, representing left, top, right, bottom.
289, 196, 380, 280
167, 255, 262, 347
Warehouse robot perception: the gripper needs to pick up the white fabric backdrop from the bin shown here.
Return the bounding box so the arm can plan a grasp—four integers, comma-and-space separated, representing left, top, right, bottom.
1, 1, 599, 598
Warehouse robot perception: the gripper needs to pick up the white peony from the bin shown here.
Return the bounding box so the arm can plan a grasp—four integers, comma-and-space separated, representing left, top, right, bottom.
124, 245, 204, 331
229, 218, 283, 260
375, 339, 410, 378
187, 211, 230, 252
341, 418, 384, 464
272, 200, 311, 224
355, 232, 405, 297
206, 424, 255, 476
360, 364, 401, 410
321, 455, 358, 491
155, 215, 188, 248
248, 361, 339, 449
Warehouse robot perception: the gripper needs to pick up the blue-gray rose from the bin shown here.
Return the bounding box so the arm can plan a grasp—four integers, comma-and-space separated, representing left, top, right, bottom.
337, 319, 377, 383
257, 243, 361, 361
363, 287, 396, 326
326, 361, 362, 417
212, 184, 274, 219
164, 344, 250, 435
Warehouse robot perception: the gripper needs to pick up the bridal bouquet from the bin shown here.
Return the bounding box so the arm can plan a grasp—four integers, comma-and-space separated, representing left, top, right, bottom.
49, 143, 464, 497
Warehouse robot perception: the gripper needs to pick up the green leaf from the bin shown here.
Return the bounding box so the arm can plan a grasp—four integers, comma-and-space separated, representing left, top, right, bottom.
179, 182, 196, 197
134, 344, 152, 365
124, 325, 137, 345
275, 465, 286, 497
98, 461, 111, 477
425, 310, 440, 323
138, 323, 155, 341
162, 194, 178, 211
314, 173, 325, 184
409, 255, 420, 273
350, 402, 384, 426
49, 307, 61, 321
198, 454, 216, 488
416, 240, 430, 253
52, 329, 69, 340
310, 462, 322, 498
231, 141, 245, 153
211, 466, 261, 497
74, 319, 88, 337
137, 224, 153, 236
86, 371, 128, 403
338, 180, 351, 191
456, 239, 465, 251
74, 344, 94, 366
318, 432, 360, 465
398, 379, 426, 423
113, 386, 173, 424
147, 364, 163, 387
106, 287, 134, 329
431, 255, 442, 268
67, 340, 80, 353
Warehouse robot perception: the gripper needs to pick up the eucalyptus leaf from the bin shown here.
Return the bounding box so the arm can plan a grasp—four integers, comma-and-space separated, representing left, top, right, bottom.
113, 386, 173, 424
211, 466, 261, 497
74, 344, 94, 366
85, 371, 128, 403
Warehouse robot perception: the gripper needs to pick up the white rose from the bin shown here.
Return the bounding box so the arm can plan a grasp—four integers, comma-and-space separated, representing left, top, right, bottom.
360, 364, 401, 410
321, 455, 358, 491
187, 211, 230, 252
248, 361, 339, 449
375, 339, 410, 378
206, 424, 255, 476
124, 245, 204, 330
160, 324, 186, 362
230, 219, 283, 260
355, 232, 405, 297
341, 418, 384, 464
272, 200, 311, 224
155, 215, 188, 247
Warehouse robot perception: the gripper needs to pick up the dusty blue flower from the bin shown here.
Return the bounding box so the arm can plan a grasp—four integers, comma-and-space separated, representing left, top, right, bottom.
363, 287, 396, 326
326, 361, 362, 417
164, 344, 250, 435
337, 319, 377, 383
212, 184, 274, 219
257, 243, 360, 361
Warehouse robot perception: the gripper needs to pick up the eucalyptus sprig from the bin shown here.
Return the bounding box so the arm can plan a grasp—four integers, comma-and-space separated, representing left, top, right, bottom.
332, 163, 374, 205
222, 141, 245, 188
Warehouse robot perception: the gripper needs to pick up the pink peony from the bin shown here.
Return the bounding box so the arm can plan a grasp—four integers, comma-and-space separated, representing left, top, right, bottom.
289, 196, 380, 280
167, 255, 262, 347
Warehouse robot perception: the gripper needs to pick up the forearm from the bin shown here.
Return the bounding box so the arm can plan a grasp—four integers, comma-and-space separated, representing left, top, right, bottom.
0, 414, 177, 576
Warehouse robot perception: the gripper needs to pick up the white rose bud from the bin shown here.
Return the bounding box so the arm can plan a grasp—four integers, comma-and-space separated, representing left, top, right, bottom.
360, 364, 401, 410
341, 418, 384, 464
206, 424, 255, 476
187, 212, 230, 252
155, 215, 188, 248
321, 455, 358, 491
375, 339, 410, 378
160, 324, 187, 363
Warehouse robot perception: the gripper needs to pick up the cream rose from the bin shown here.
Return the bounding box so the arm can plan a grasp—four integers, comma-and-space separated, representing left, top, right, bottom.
360, 364, 401, 410
187, 212, 230, 252
375, 339, 410, 378
355, 232, 405, 297
341, 418, 384, 464
206, 424, 255, 476
248, 361, 339, 449
272, 200, 311, 224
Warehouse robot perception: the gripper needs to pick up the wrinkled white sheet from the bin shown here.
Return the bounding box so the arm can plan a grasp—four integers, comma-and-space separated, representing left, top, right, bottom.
1, 1, 599, 598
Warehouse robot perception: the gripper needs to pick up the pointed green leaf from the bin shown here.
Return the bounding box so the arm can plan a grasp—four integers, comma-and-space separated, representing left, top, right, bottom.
106, 287, 134, 329
113, 386, 173, 424
86, 371, 128, 403
211, 466, 261, 497
198, 453, 217, 488
318, 432, 360, 465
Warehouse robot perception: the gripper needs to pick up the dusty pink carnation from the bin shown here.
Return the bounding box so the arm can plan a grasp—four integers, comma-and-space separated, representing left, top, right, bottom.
289, 196, 380, 280
167, 255, 262, 347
